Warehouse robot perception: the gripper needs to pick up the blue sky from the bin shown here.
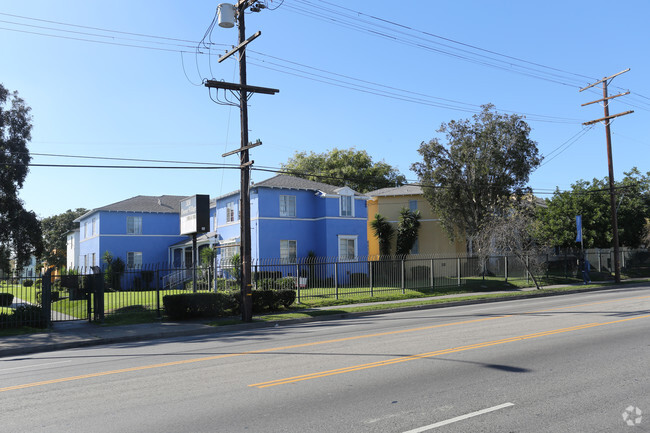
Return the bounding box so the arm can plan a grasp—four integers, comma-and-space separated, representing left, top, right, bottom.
2, 0, 648, 218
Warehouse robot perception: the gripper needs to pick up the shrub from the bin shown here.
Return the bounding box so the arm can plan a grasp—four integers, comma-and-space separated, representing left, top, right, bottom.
275, 277, 296, 290
162, 292, 238, 320
411, 265, 430, 280
22, 279, 34, 287
36, 290, 61, 305
12, 305, 47, 328
254, 271, 282, 280
255, 278, 276, 291
277, 289, 296, 308
0, 293, 14, 307
60, 274, 79, 289
35, 279, 42, 288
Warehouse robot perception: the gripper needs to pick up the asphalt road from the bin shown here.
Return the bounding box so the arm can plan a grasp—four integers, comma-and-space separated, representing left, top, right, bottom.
1, 285, 649, 432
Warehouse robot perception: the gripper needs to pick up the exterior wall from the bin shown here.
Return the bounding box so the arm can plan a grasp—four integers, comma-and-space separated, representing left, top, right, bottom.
367, 195, 465, 256
214, 187, 369, 262
66, 229, 80, 269
77, 211, 186, 268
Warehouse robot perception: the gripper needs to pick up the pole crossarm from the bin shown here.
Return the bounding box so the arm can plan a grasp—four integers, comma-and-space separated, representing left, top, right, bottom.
579, 68, 630, 92
221, 140, 262, 158
582, 110, 634, 126
204, 80, 279, 95
218, 31, 261, 64
581, 91, 630, 107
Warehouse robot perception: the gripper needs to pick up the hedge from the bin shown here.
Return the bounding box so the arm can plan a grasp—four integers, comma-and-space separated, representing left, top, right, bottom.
0, 293, 14, 307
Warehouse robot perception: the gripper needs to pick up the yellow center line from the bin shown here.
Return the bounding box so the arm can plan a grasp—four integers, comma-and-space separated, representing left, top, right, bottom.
249, 314, 650, 388
2, 293, 648, 393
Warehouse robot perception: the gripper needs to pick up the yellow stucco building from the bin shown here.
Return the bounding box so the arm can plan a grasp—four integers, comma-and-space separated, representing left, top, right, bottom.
366, 185, 465, 256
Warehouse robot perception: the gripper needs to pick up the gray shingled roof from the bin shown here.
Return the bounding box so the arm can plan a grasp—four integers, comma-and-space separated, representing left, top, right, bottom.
75, 195, 188, 221
254, 174, 350, 195
366, 184, 423, 197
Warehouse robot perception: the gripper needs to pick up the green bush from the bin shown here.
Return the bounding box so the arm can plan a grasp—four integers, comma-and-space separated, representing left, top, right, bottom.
275, 277, 296, 290
0, 293, 14, 307
253, 271, 282, 280
12, 305, 47, 328
162, 292, 238, 320
277, 289, 296, 308
411, 266, 430, 280
22, 279, 34, 287
36, 290, 61, 305
255, 278, 276, 290
35, 279, 42, 288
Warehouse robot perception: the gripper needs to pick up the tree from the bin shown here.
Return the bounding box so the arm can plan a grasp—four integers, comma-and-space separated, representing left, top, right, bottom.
41, 208, 88, 268
476, 200, 548, 289
0, 84, 43, 271
411, 105, 542, 253
281, 148, 406, 193
370, 213, 395, 256
395, 208, 421, 256
537, 169, 650, 248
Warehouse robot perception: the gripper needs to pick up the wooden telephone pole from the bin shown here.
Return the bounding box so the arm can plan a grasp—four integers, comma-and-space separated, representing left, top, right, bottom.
579, 69, 633, 283
205, 1, 278, 321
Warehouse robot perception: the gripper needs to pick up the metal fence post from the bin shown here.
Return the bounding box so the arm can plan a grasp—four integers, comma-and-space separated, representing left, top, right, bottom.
457, 257, 461, 286
430, 258, 435, 289
526, 255, 530, 284
334, 261, 339, 300
156, 269, 161, 318
598, 249, 602, 272
369, 260, 374, 297
401, 257, 406, 294
504, 256, 508, 283
42, 269, 52, 328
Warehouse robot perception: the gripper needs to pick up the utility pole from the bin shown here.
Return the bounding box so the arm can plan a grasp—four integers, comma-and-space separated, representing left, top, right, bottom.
205, 1, 278, 321
580, 69, 633, 283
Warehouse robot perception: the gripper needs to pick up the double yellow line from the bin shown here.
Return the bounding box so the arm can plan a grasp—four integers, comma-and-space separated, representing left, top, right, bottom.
1, 294, 648, 393
249, 314, 650, 388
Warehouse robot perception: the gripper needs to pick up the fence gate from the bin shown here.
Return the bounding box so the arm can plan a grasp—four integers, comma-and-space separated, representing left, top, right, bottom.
41, 269, 104, 323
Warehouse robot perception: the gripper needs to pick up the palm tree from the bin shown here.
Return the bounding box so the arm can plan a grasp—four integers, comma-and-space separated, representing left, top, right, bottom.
370, 213, 395, 256
396, 208, 421, 256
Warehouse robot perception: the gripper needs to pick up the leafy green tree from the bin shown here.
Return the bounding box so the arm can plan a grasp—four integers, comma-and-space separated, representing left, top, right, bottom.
370, 213, 395, 256
41, 208, 88, 268
537, 169, 650, 248
281, 148, 406, 193
411, 105, 541, 253
396, 208, 421, 256
0, 84, 43, 271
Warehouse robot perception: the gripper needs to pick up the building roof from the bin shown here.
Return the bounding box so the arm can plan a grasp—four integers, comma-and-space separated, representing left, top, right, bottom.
366, 184, 423, 197
215, 174, 360, 200
75, 195, 188, 221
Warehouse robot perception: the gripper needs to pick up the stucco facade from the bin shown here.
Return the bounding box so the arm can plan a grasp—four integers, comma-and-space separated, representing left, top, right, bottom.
366, 185, 465, 256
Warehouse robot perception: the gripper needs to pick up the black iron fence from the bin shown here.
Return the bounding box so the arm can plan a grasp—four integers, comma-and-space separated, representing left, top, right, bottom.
1, 248, 648, 327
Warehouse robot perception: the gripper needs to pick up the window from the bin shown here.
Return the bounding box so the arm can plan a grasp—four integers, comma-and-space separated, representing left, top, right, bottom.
338, 236, 357, 260
409, 200, 418, 212
84, 221, 89, 239
127, 216, 142, 234
280, 195, 296, 217
340, 195, 353, 217
83, 254, 88, 269
226, 202, 237, 223
127, 252, 143, 269
280, 240, 297, 263
91, 217, 97, 236
91, 253, 96, 267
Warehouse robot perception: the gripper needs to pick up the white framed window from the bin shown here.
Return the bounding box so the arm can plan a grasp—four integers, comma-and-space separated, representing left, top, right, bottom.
83, 254, 88, 269
127, 251, 143, 269
84, 221, 89, 239
340, 195, 353, 217
411, 238, 419, 255
221, 245, 238, 263
409, 200, 418, 212
91, 217, 97, 236
127, 216, 142, 234
226, 202, 236, 223
280, 195, 296, 217
338, 235, 357, 260
280, 240, 297, 263
91, 253, 96, 267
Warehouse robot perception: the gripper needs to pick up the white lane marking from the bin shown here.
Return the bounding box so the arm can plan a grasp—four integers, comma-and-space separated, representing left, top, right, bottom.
402, 402, 515, 432
0, 360, 72, 373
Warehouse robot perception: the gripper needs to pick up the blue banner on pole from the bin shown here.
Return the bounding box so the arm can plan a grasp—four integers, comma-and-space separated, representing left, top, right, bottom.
576, 215, 582, 243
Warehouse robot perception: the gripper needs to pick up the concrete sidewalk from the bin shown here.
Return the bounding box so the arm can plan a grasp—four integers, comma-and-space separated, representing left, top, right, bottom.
0, 280, 643, 358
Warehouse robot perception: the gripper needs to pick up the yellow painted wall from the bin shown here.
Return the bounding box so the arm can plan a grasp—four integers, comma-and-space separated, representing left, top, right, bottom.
367, 195, 465, 256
